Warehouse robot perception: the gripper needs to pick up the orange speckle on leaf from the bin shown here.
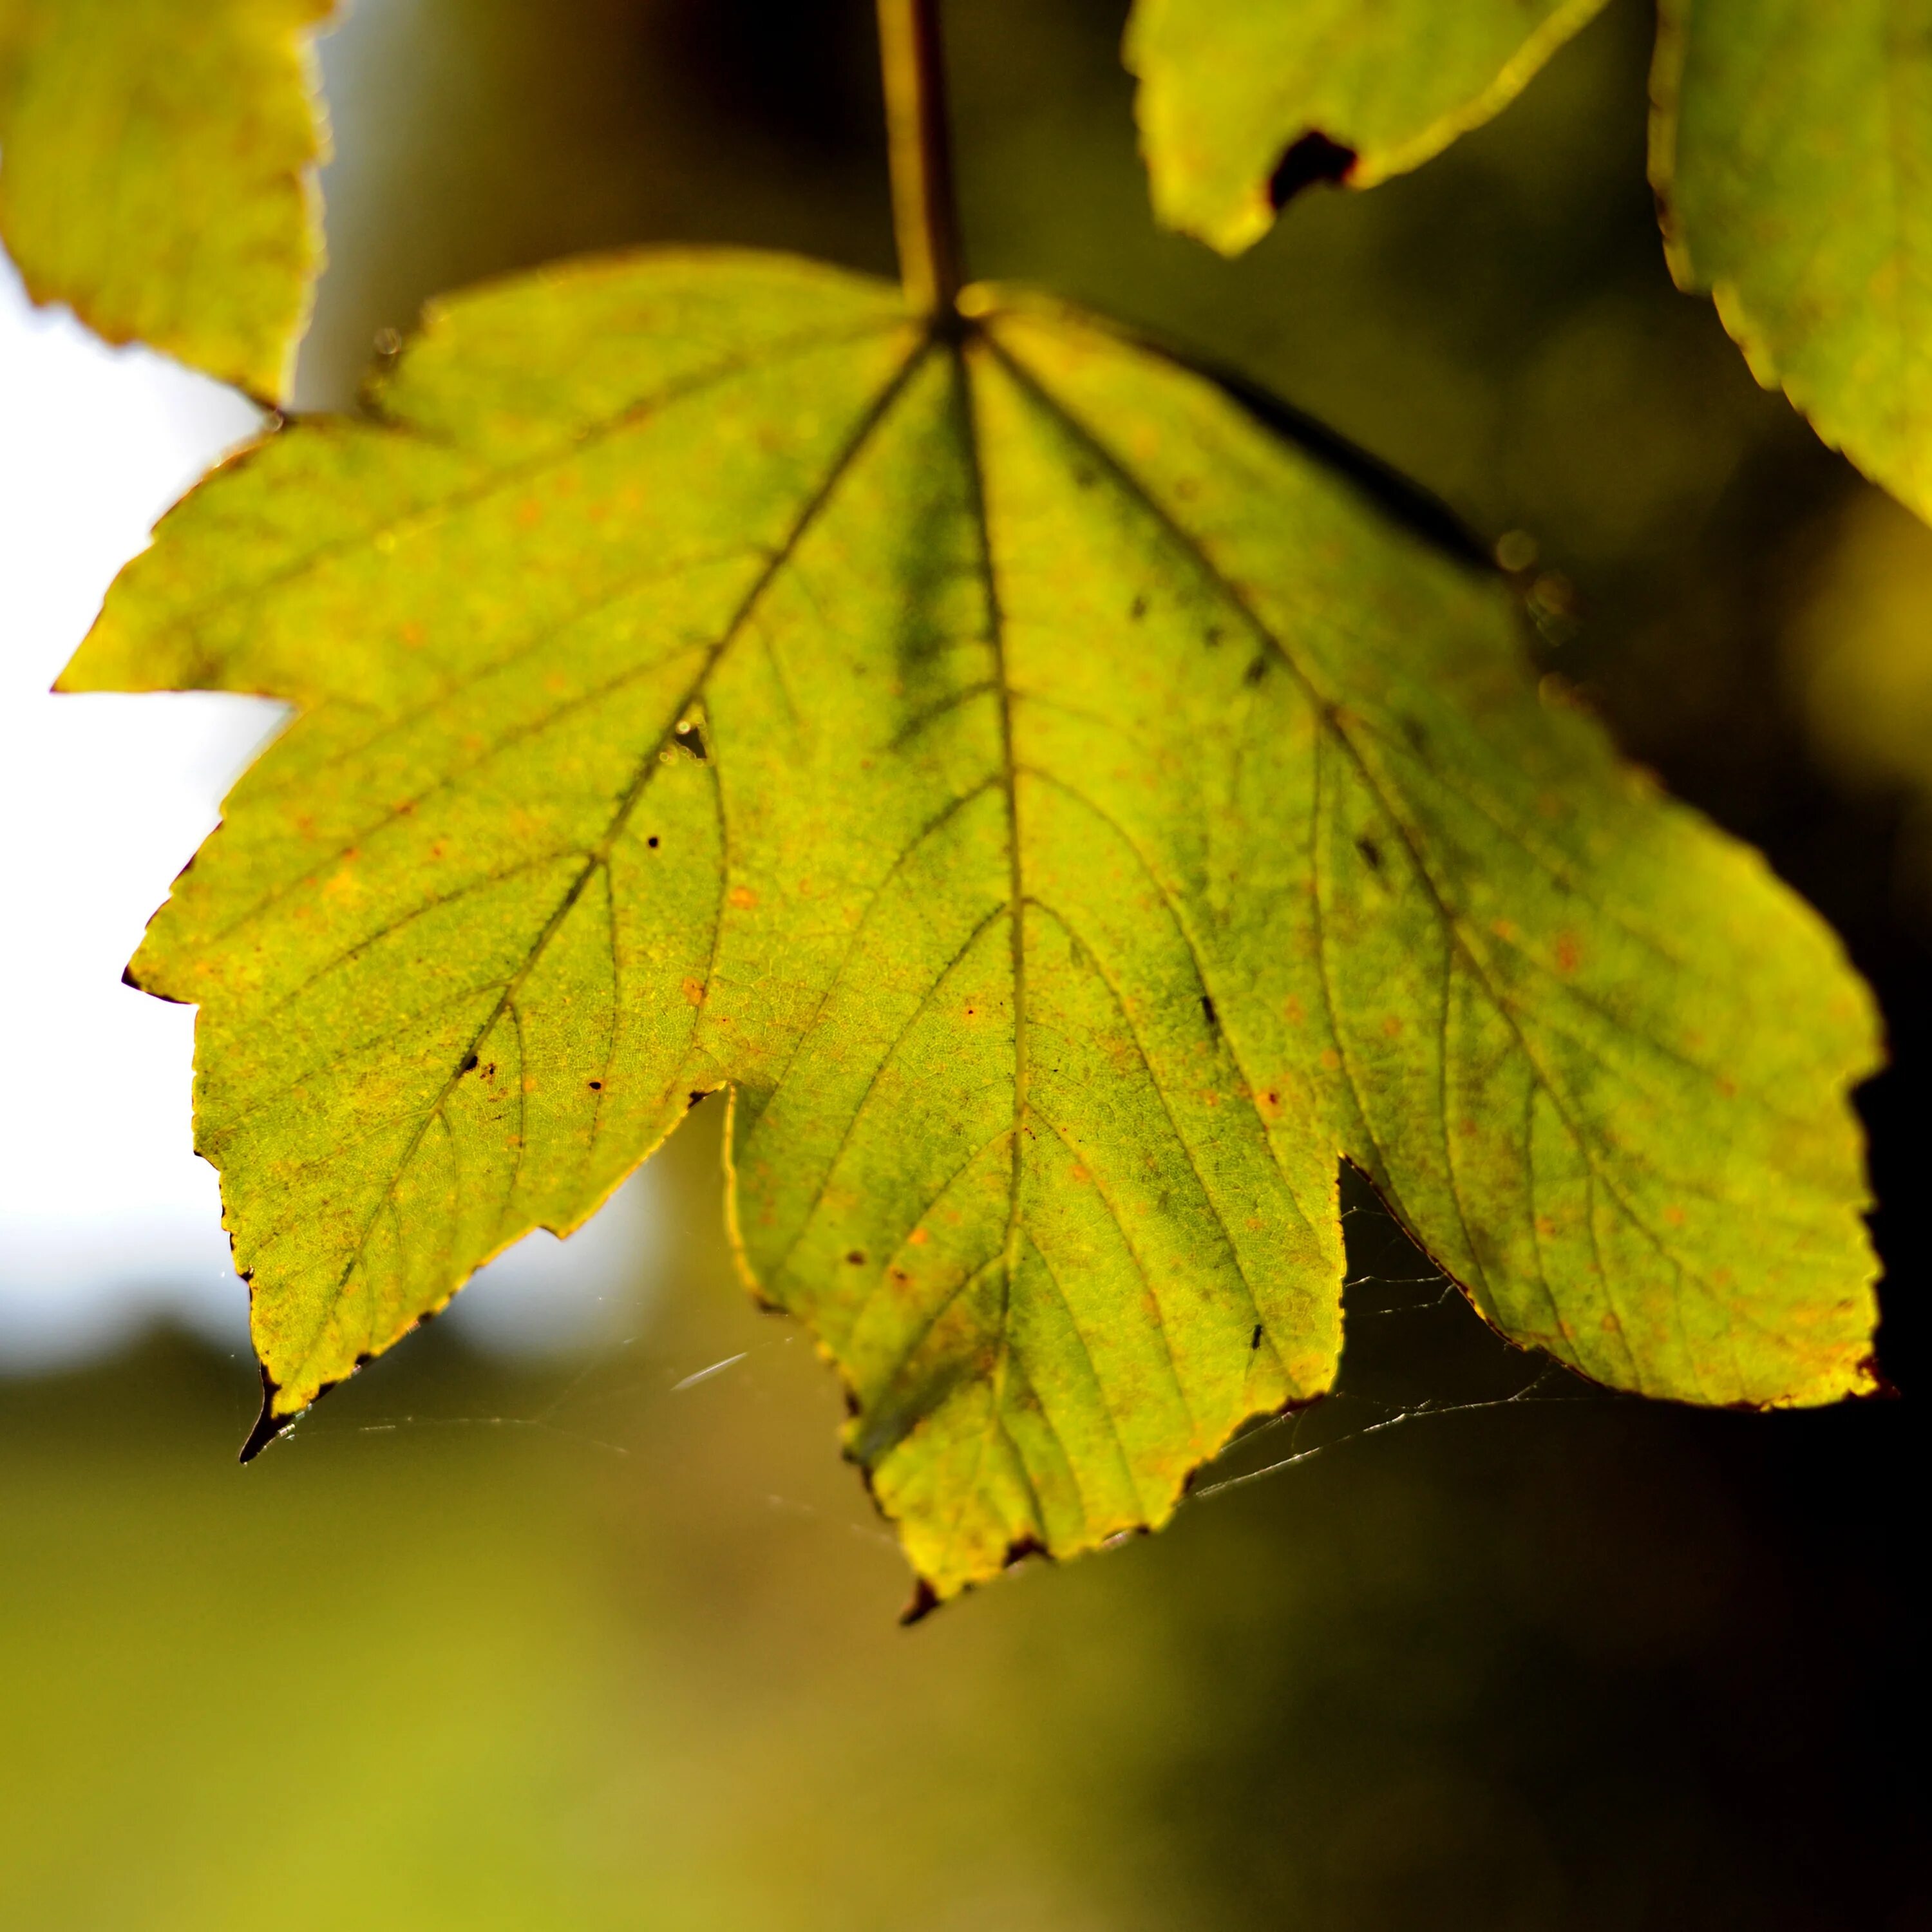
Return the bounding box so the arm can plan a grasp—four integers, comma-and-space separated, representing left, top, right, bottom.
400, 620, 424, 647
1069, 1163, 1090, 1184
522, 1076, 539, 1094
681, 978, 705, 1006
1319, 1048, 1340, 1071
1555, 931, 1582, 974
1663, 1205, 1686, 1227
1283, 995, 1305, 1026
907, 1227, 930, 1246
1492, 917, 1518, 943
1381, 1015, 1403, 1038
728, 886, 759, 909
515, 498, 543, 528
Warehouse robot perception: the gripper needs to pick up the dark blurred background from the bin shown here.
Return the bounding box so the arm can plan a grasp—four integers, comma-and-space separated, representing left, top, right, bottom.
2, 1, 1923, 1924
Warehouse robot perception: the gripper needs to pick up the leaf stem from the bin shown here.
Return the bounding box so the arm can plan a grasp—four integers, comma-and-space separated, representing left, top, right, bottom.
876, 0, 963, 316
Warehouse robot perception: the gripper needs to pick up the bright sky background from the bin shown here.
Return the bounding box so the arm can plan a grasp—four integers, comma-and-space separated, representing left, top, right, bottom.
0, 258, 656, 1371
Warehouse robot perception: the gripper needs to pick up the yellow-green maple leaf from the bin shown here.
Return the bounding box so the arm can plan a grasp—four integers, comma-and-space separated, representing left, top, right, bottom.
61, 249, 1880, 1601
0, 0, 332, 400
1126, 0, 1611, 252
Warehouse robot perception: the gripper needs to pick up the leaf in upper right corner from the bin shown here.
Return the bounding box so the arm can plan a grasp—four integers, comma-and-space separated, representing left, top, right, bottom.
0, 0, 333, 401
1651, 0, 1932, 524
1124, 0, 1612, 252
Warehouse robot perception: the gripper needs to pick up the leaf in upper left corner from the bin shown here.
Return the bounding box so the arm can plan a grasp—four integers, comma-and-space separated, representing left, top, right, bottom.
0, 0, 333, 401
1124, 0, 1611, 252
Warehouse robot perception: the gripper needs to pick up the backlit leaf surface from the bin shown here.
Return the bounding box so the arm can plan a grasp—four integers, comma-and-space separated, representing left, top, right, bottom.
0, 0, 332, 399
1126, 0, 1610, 252
61, 251, 1880, 1600
1651, 0, 1932, 523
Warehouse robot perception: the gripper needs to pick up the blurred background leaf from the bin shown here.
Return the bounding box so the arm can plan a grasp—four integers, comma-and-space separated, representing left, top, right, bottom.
0, 0, 332, 399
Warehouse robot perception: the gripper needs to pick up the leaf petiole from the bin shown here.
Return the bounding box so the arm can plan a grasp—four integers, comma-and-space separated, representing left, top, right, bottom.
876, 0, 963, 317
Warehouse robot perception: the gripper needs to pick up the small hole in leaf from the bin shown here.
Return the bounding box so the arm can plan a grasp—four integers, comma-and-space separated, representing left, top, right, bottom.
1268, 131, 1358, 209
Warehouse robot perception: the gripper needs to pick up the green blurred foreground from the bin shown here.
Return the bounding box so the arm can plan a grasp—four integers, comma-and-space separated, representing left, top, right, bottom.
0, 1112, 1910, 1930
